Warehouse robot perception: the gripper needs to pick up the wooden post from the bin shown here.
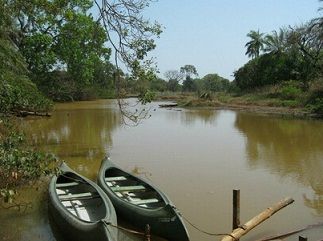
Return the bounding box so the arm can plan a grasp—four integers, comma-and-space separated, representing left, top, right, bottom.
221, 197, 294, 241
299, 236, 307, 241
145, 224, 151, 241
232, 189, 241, 230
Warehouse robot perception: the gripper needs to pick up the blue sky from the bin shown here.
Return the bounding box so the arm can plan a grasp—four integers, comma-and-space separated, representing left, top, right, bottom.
142, 0, 322, 80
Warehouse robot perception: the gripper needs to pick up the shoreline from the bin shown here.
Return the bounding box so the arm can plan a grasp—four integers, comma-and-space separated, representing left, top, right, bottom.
157, 95, 322, 119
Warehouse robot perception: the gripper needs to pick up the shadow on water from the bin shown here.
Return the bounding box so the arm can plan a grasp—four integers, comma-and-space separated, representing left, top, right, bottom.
234, 113, 323, 215
49, 212, 165, 241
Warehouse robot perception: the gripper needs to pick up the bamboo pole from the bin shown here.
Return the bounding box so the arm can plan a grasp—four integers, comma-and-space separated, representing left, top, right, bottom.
221, 197, 294, 241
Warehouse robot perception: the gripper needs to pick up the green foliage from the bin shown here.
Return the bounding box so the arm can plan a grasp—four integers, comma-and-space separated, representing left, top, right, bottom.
0, 33, 52, 113
245, 30, 265, 59
306, 79, 323, 114
164, 70, 183, 92
0, 119, 58, 202
198, 74, 230, 93
180, 65, 198, 92
98, 0, 162, 79
150, 78, 167, 92
182, 77, 197, 92
280, 82, 303, 100
2, 0, 162, 103
235, 51, 305, 89
238, 16, 322, 93
264, 28, 288, 54
180, 65, 198, 79
3, 0, 113, 100
21, 33, 56, 74
166, 79, 181, 92
139, 90, 156, 104
56, 13, 110, 85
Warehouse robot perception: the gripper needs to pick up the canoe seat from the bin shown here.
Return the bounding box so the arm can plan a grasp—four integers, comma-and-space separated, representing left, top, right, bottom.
111, 185, 145, 192
130, 198, 159, 205
63, 200, 90, 221
105, 176, 127, 181
56, 182, 79, 188
73, 203, 90, 221
59, 192, 95, 201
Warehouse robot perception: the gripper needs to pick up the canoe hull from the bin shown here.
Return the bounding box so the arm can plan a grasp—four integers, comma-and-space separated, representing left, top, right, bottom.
48, 162, 117, 241
97, 157, 190, 241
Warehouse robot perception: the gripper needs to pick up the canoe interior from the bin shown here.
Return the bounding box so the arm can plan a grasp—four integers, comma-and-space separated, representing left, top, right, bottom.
105, 167, 166, 209
56, 172, 106, 222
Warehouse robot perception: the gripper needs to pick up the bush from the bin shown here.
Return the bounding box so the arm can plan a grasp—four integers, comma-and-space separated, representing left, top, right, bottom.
306, 80, 323, 114
280, 83, 303, 100
0, 118, 59, 203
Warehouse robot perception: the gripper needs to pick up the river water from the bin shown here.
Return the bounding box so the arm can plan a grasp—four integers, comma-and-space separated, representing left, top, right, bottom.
1, 99, 322, 241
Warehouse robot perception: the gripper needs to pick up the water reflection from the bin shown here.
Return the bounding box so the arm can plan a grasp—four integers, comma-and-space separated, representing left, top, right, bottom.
234, 113, 323, 215
0, 181, 54, 241
180, 109, 220, 126
3, 100, 323, 241
20, 100, 122, 162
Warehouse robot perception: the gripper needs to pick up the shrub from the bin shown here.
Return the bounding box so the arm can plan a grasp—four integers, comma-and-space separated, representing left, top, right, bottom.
273, 80, 303, 101
306, 80, 323, 114
0, 118, 59, 203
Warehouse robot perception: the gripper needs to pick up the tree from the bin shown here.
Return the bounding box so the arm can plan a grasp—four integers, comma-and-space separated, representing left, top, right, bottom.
245, 30, 265, 59
180, 65, 198, 92
201, 74, 230, 92
150, 78, 167, 92
264, 28, 287, 54
164, 70, 183, 92
0, 0, 51, 113
5, 0, 162, 102
55, 13, 110, 85
95, 0, 162, 93
287, 20, 323, 81
9, 0, 94, 74
180, 65, 198, 79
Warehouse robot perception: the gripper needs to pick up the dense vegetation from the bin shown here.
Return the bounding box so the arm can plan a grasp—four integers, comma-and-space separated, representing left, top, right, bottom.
0, 0, 161, 203
233, 13, 323, 114
157, 7, 322, 114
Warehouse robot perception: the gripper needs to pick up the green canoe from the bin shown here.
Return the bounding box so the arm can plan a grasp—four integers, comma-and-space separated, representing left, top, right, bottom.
97, 157, 190, 241
48, 162, 118, 241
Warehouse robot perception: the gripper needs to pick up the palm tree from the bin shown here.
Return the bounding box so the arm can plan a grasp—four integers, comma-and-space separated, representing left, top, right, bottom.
245, 30, 265, 59
264, 28, 287, 54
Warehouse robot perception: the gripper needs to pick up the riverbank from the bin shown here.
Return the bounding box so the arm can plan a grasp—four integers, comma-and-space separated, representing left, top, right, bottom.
156, 92, 322, 119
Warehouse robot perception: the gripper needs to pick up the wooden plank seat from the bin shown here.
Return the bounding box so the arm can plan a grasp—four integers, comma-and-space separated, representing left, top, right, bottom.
130, 198, 159, 205
59, 192, 98, 201
56, 182, 79, 188
111, 185, 146, 192
105, 176, 127, 182
62, 200, 90, 221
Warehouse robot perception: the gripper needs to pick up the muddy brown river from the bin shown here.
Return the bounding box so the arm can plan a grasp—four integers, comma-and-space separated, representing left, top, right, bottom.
1, 99, 322, 241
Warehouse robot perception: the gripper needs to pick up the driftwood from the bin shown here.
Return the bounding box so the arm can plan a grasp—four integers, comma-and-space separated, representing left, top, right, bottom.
16, 111, 51, 117
255, 222, 323, 241
159, 103, 178, 108
221, 197, 295, 241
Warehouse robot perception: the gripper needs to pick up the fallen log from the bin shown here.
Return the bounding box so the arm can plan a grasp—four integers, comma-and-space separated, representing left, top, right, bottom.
16, 111, 51, 117
255, 222, 323, 241
221, 197, 294, 241
159, 103, 178, 108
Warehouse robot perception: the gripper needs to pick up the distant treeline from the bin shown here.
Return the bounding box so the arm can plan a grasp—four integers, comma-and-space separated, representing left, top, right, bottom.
0, 0, 322, 115
232, 11, 322, 113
